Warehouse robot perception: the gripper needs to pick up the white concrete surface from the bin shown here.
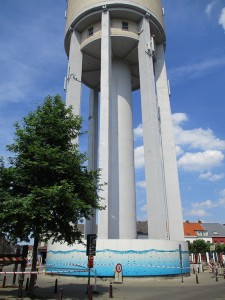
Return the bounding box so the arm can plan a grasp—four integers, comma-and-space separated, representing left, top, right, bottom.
138, 16, 168, 240
65, 30, 82, 117
109, 59, 136, 239
98, 9, 111, 239
63, 1, 184, 243
155, 44, 184, 241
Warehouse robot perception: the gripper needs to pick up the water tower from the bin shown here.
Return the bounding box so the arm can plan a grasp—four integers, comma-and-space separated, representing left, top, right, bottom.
46, 0, 190, 278
64, 0, 183, 241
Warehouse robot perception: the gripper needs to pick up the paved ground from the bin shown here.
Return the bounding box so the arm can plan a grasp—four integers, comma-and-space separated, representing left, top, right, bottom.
1, 268, 225, 299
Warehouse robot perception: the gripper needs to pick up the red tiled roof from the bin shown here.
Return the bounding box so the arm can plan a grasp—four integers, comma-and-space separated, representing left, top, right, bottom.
183, 222, 205, 236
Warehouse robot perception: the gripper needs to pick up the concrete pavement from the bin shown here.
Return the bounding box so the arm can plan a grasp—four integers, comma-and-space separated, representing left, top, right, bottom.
1, 269, 225, 299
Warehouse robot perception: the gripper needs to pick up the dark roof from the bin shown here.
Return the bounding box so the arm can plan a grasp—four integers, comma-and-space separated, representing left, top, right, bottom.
137, 221, 148, 234
202, 223, 225, 237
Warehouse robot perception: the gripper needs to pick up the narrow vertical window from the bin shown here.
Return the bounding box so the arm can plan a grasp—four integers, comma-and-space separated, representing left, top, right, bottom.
122, 21, 128, 30
88, 27, 94, 37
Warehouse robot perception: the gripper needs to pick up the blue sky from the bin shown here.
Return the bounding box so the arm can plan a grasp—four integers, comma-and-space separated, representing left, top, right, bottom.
0, 1, 225, 225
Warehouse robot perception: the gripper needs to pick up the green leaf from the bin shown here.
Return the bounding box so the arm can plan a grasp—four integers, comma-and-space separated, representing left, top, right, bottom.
0, 95, 104, 245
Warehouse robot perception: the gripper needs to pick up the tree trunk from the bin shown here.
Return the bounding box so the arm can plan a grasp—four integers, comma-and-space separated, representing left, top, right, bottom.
28, 235, 39, 296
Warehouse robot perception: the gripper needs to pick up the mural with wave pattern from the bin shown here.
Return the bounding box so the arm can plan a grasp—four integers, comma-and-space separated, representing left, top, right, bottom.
46, 240, 190, 277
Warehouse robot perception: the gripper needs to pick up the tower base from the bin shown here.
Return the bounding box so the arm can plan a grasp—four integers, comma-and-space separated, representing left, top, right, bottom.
46, 239, 190, 277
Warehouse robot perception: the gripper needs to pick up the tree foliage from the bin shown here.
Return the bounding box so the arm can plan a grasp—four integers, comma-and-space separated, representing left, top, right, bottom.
0, 95, 103, 294
215, 243, 225, 253
190, 239, 207, 254
188, 239, 225, 255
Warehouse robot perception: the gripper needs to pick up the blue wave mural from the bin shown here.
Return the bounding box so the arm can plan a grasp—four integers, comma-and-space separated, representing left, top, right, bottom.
47, 246, 190, 277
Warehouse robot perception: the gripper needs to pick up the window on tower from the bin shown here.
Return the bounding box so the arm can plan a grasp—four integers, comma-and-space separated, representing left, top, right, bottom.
87, 27, 94, 37
122, 21, 129, 30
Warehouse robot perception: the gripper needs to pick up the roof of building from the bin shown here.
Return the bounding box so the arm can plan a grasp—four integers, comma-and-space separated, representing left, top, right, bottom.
183, 221, 205, 236
202, 223, 225, 238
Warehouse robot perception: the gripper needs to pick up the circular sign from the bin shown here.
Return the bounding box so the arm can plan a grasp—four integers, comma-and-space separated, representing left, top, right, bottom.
115, 263, 122, 273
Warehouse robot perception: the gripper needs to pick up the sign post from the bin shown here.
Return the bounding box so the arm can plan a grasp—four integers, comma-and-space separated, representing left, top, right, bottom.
114, 263, 123, 283
86, 234, 97, 293
86, 234, 97, 256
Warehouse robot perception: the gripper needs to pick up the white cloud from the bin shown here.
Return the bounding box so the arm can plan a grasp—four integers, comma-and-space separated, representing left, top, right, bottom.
134, 146, 144, 169
207, 173, 224, 182
175, 126, 225, 151
184, 187, 225, 218
219, 7, 225, 31
178, 150, 224, 171
191, 199, 218, 209
136, 181, 146, 188
134, 113, 225, 172
175, 145, 184, 157
205, 0, 219, 16
140, 204, 147, 212
169, 57, 225, 84
172, 113, 189, 126
219, 198, 225, 205
134, 124, 143, 140
199, 171, 212, 180
185, 189, 225, 218
173, 113, 225, 151
188, 209, 209, 217
137, 200, 147, 220
199, 171, 224, 182
172, 113, 225, 172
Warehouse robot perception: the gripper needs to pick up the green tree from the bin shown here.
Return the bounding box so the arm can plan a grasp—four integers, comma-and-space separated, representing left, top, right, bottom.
191, 239, 207, 254
188, 239, 207, 263
205, 242, 212, 253
0, 95, 103, 295
221, 244, 225, 253
215, 243, 222, 253
187, 241, 194, 254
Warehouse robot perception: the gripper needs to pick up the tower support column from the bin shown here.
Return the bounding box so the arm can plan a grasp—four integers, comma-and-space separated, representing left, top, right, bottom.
98, 8, 111, 239
138, 17, 168, 239
66, 30, 82, 116
85, 89, 99, 237
155, 44, 184, 240
109, 59, 136, 239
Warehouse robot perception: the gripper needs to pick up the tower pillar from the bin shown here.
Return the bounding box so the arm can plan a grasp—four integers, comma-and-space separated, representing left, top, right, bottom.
98, 8, 111, 239
155, 44, 184, 240
138, 17, 168, 240
65, 30, 82, 116
109, 59, 136, 239
98, 11, 136, 239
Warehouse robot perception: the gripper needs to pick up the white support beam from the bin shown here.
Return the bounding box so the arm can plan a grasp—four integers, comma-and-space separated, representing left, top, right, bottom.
66, 30, 82, 117
138, 16, 168, 240
109, 59, 136, 239
98, 9, 111, 239
155, 44, 184, 241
